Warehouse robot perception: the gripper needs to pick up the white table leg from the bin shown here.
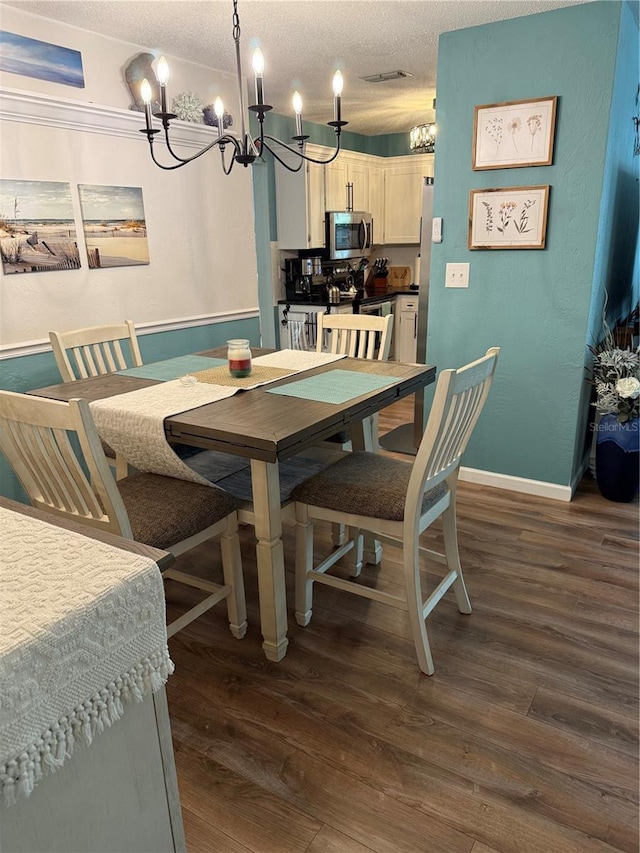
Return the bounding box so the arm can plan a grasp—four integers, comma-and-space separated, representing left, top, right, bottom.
350, 416, 382, 565
250, 458, 289, 661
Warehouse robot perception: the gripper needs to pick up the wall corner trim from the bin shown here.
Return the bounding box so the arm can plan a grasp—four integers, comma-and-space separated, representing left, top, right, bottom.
0, 85, 238, 149
459, 466, 573, 502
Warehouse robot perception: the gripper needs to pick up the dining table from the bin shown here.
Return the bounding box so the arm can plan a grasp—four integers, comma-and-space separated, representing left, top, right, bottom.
28, 346, 436, 662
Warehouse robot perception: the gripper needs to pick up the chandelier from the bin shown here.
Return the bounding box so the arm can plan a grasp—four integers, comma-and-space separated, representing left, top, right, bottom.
138, 0, 347, 173
409, 123, 436, 154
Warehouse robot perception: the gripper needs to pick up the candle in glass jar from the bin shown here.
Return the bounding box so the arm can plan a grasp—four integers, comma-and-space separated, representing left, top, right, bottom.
227, 339, 252, 378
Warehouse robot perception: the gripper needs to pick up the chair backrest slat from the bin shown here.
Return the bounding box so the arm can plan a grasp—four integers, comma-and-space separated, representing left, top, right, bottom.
316, 313, 393, 362
0, 391, 133, 537
50, 321, 142, 382
406, 348, 500, 525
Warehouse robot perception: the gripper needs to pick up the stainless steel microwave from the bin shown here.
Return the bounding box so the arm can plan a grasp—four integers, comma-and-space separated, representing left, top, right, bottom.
325, 211, 373, 260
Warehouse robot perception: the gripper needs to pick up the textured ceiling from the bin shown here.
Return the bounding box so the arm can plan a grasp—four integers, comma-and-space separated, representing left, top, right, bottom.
4, 0, 590, 135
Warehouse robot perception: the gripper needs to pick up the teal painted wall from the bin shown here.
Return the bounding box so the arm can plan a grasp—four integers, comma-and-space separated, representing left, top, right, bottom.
429, 0, 623, 487
588, 0, 640, 340
0, 317, 259, 503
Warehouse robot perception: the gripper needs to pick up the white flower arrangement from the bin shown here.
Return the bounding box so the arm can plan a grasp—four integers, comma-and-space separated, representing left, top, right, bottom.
590, 345, 640, 423
171, 92, 204, 123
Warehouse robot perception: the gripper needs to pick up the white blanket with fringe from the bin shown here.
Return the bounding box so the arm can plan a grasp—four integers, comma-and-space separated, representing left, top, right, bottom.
0, 506, 174, 805
89, 350, 346, 486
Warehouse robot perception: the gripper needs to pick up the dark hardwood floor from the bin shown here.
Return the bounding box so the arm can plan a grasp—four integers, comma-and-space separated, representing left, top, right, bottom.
165, 397, 639, 853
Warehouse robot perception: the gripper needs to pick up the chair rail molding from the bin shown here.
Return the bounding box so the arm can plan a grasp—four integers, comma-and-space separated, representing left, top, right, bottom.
0, 309, 259, 360
0, 86, 238, 149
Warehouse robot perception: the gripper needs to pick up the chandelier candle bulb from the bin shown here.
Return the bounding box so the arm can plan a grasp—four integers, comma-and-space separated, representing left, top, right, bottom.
140, 78, 153, 131
214, 97, 225, 137
252, 48, 265, 106
333, 71, 343, 123
157, 56, 169, 113
293, 91, 303, 137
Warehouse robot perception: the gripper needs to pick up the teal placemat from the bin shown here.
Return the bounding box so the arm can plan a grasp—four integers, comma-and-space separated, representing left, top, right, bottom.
118, 355, 226, 381
266, 369, 401, 405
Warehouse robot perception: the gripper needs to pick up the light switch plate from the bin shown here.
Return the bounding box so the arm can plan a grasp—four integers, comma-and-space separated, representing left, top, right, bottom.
445, 262, 470, 288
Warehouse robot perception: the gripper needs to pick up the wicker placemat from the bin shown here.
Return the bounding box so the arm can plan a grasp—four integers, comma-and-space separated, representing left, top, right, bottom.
192, 364, 296, 388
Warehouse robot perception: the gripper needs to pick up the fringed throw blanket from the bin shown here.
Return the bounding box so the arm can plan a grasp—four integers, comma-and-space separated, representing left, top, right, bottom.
0, 507, 174, 805
89, 350, 347, 486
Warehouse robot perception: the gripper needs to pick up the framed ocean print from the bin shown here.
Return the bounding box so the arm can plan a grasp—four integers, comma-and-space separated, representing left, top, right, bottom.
0, 31, 84, 88
78, 185, 149, 269
472, 96, 557, 170
468, 185, 550, 250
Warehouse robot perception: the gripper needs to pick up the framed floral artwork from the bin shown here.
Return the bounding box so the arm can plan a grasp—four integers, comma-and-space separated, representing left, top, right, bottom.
468, 186, 550, 250
472, 96, 557, 170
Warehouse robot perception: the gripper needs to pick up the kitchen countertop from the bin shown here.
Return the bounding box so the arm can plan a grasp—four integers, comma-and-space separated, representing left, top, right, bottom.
277, 288, 418, 308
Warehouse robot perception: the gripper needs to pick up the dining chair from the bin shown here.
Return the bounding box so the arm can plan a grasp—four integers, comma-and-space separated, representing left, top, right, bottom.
290, 346, 500, 675
315, 311, 395, 551
0, 390, 247, 641
49, 320, 143, 479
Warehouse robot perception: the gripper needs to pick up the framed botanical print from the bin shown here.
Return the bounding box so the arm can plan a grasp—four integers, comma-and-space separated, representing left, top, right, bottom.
472, 96, 557, 170
468, 186, 550, 250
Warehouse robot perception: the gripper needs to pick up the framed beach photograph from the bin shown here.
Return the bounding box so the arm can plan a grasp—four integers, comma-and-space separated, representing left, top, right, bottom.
472, 96, 557, 170
468, 185, 550, 250
78, 185, 149, 269
0, 31, 84, 88
0, 179, 80, 274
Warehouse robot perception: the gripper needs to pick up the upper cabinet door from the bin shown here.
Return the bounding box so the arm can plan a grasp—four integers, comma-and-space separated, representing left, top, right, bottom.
348, 161, 369, 212
275, 144, 327, 250
383, 155, 434, 244
325, 158, 349, 210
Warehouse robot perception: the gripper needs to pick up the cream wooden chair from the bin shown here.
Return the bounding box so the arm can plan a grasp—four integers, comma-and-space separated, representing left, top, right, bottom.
49, 320, 143, 479
291, 347, 500, 675
0, 390, 247, 641
316, 311, 394, 361
49, 320, 143, 381
315, 311, 395, 551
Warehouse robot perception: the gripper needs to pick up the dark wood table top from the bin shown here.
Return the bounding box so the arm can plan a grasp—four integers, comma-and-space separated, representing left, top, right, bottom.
0, 496, 175, 571
29, 347, 436, 463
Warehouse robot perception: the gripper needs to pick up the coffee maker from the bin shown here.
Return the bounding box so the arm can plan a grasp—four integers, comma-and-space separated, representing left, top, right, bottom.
284, 257, 324, 301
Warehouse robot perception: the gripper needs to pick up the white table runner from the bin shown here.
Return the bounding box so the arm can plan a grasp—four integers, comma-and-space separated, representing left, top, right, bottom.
0, 507, 173, 805
90, 350, 346, 486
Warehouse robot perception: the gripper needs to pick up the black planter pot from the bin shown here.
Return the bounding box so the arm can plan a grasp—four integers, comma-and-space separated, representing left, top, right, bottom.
595, 415, 640, 502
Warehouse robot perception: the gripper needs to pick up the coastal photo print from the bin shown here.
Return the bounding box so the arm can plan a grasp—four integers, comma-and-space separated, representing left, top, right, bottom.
78, 185, 150, 269
0, 179, 80, 274
0, 31, 84, 88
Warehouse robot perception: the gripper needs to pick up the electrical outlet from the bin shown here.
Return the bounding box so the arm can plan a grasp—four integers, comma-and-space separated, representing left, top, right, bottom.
445, 262, 470, 288
432, 217, 442, 243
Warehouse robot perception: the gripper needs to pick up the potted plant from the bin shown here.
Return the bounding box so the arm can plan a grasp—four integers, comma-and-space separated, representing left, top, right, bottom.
590, 338, 639, 502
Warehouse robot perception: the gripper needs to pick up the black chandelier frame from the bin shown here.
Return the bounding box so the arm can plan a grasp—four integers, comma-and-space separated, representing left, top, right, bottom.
139, 0, 347, 173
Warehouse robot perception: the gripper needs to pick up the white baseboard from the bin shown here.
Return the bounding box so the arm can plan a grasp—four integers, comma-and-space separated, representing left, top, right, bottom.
459, 466, 573, 502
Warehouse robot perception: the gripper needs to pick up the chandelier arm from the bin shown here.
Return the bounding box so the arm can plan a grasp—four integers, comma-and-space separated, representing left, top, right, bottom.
261, 134, 343, 165
220, 145, 235, 175
258, 139, 304, 173
162, 131, 241, 165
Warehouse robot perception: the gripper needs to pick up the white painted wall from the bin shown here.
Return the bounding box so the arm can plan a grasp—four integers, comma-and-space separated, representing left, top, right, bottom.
0, 6, 258, 347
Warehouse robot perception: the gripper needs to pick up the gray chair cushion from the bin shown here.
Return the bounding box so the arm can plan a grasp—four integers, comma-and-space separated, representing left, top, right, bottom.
291, 451, 448, 521
117, 473, 238, 550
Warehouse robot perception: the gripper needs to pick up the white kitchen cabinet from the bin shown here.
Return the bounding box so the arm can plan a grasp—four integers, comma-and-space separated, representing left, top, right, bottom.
275, 144, 326, 250
368, 163, 385, 246
383, 154, 434, 244
394, 295, 419, 363
325, 154, 369, 212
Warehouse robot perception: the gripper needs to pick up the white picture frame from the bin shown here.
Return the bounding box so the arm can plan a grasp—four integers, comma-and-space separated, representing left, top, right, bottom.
472, 96, 557, 170
468, 185, 550, 250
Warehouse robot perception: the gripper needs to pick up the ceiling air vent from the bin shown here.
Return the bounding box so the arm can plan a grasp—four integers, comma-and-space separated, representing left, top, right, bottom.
361, 71, 413, 83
